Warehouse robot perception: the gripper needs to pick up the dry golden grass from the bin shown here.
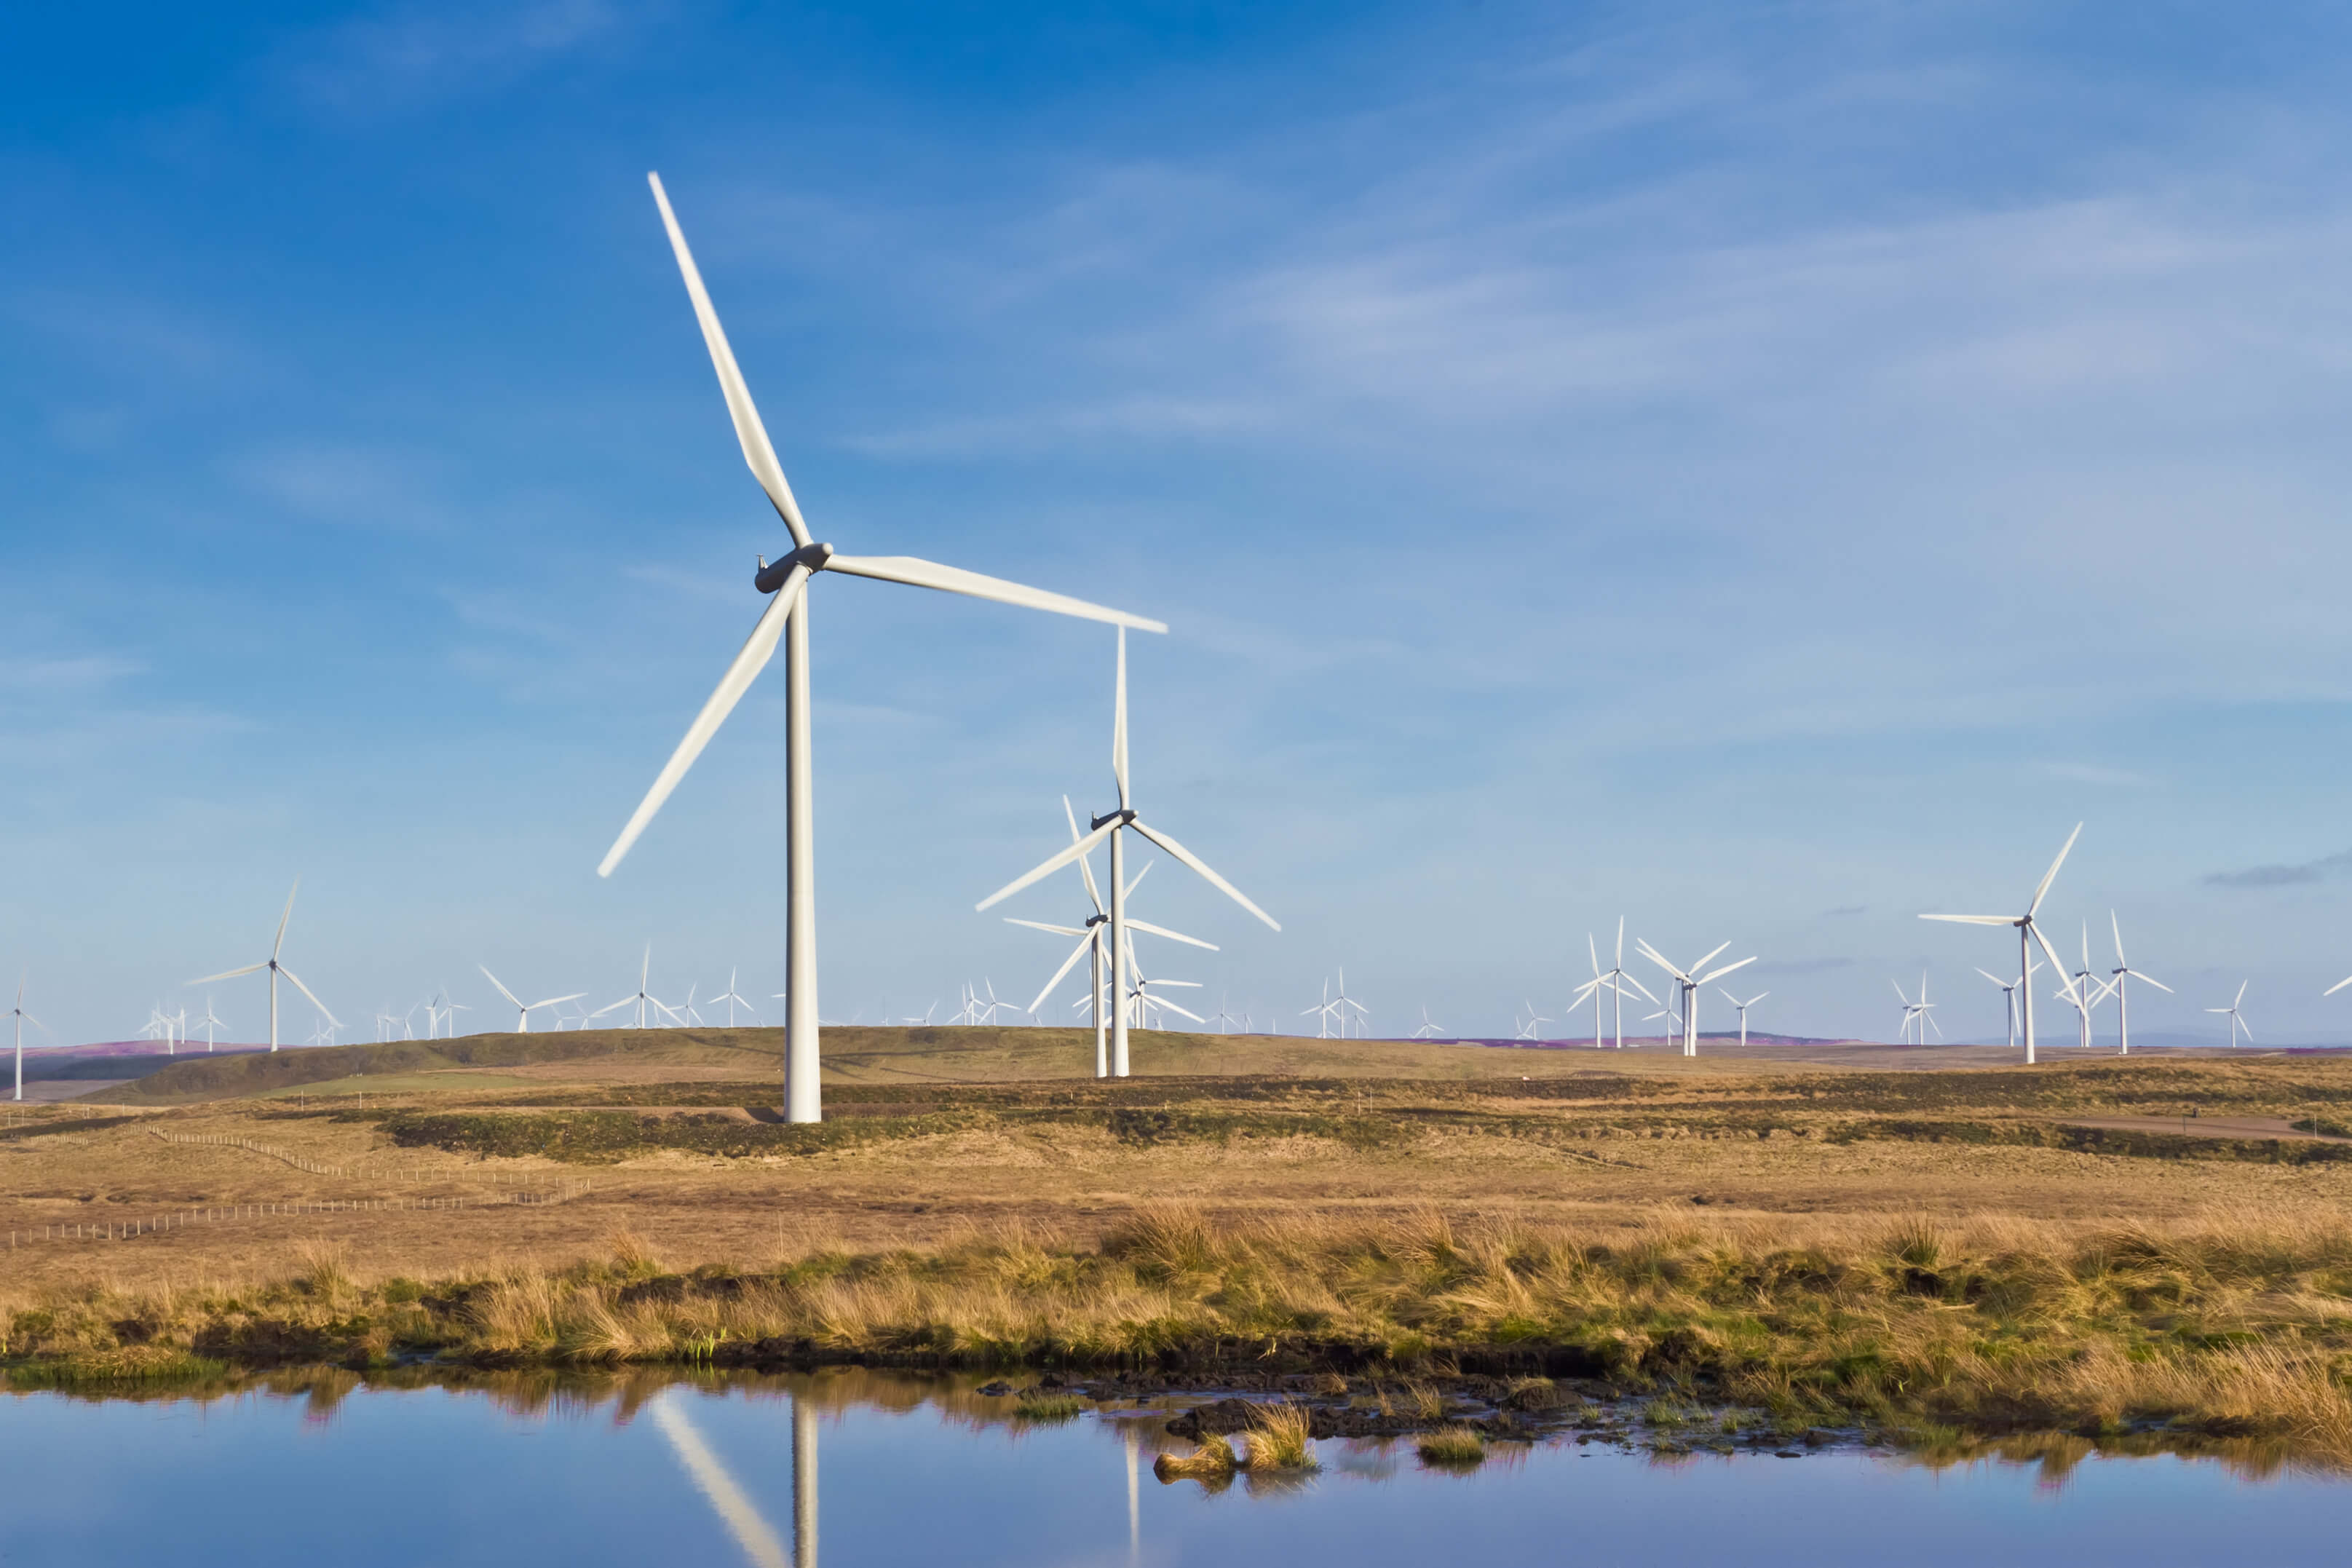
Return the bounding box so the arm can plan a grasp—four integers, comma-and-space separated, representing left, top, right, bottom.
1242, 1402, 1316, 1469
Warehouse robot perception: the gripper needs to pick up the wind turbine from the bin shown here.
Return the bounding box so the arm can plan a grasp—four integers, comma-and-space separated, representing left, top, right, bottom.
1973, 963, 2037, 1052
194, 998, 224, 1053
189, 879, 338, 1052
1587, 919, 1657, 1050
1514, 1000, 1552, 1041
976, 627, 1275, 1079
1635, 940, 1757, 1057
1004, 799, 1215, 1075
9, 979, 44, 1102
478, 965, 586, 1034
1920, 823, 2084, 1066
1331, 968, 1368, 1038
2105, 913, 2171, 1056
594, 175, 1163, 1125
1721, 989, 1768, 1047
1301, 981, 1337, 1039
2207, 981, 2252, 1048
1411, 1005, 1443, 1040
1211, 994, 1243, 1034
1891, 978, 1922, 1043
592, 947, 679, 1030
711, 968, 759, 1027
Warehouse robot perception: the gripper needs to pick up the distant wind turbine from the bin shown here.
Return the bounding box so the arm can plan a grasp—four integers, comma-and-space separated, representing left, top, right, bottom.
593, 947, 680, 1029
2105, 913, 2170, 1056
9, 978, 45, 1102
1920, 823, 2083, 1065
711, 969, 759, 1027
1973, 963, 2038, 1052
1721, 989, 1768, 1047
595, 173, 1164, 1126
194, 998, 224, 1053
189, 879, 338, 1052
1411, 1005, 1443, 1040
1585, 918, 1656, 1050
479, 965, 586, 1034
1636, 940, 1757, 1057
2206, 981, 2252, 1048
977, 628, 1275, 1078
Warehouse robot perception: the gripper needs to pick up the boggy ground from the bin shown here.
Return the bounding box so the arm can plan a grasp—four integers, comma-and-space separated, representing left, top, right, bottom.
8, 1029, 2352, 1465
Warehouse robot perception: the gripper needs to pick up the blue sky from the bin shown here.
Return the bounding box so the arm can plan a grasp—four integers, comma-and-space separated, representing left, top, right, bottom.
9, 0, 2352, 1048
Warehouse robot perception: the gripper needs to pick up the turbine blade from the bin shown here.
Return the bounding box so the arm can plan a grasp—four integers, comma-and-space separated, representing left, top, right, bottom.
2030, 923, 2075, 1003
1696, 956, 1757, 985
272, 878, 300, 961
1064, 795, 1106, 916
823, 555, 1165, 633
646, 173, 812, 550
529, 993, 589, 1010
277, 966, 342, 1029
977, 819, 1120, 911
599, 567, 807, 878
1692, 941, 1731, 974
2027, 822, 2084, 919
2135, 973, 2174, 994
188, 963, 269, 985
1618, 972, 1660, 1005
1005, 918, 1090, 938
2326, 973, 2352, 998
478, 965, 523, 1010
1920, 914, 2014, 926
1030, 930, 1098, 1015
1126, 818, 1279, 931
1125, 918, 1219, 951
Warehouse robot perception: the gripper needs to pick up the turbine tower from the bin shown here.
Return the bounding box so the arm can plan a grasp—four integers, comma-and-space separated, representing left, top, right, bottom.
478, 965, 585, 1034
2105, 913, 2170, 1056
1635, 940, 1757, 1056
189, 879, 338, 1052
1920, 823, 2083, 1066
596, 173, 1162, 1123
978, 628, 1277, 1077
8, 978, 44, 1103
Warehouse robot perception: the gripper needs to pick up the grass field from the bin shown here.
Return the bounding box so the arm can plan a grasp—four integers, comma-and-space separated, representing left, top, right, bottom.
7, 1026, 2352, 1462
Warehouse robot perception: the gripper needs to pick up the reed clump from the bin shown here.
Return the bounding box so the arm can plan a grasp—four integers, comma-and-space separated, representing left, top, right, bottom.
1242, 1402, 1317, 1470
1153, 1434, 1238, 1481
1417, 1426, 1487, 1466
7, 1205, 2352, 1465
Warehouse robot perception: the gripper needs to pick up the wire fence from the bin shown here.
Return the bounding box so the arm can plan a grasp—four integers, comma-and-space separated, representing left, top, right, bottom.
6, 1181, 595, 1250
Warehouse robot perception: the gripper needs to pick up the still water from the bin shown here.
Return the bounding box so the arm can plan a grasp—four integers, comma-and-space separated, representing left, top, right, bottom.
0, 1371, 2344, 1566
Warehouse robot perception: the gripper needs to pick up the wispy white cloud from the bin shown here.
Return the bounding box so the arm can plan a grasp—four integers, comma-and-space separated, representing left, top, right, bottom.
280, 0, 633, 114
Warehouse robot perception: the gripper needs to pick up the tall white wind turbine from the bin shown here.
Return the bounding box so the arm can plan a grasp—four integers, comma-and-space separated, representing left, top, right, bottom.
189, 880, 338, 1053
1635, 940, 1757, 1057
2206, 981, 2252, 1048
2105, 913, 2170, 1056
9, 978, 44, 1102
595, 174, 1164, 1124
479, 965, 586, 1034
977, 627, 1276, 1077
1920, 824, 2083, 1066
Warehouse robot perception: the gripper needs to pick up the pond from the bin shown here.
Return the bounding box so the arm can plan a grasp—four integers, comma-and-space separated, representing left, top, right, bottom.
0, 1370, 2343, 1566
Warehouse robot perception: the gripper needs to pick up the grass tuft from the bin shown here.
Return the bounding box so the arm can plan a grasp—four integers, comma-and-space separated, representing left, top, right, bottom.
1242, 1401, 1317, 1470
1417, 1426, 1487, 1466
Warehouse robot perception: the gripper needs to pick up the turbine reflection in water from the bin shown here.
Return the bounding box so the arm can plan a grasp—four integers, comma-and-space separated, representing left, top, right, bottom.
651, 1389, 817, 1568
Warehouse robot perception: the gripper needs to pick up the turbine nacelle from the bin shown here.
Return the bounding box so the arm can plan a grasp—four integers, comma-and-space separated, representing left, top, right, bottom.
756, 541, 835, 593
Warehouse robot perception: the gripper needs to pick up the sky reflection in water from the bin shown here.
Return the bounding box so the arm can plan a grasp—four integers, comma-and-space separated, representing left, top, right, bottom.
0, 1372, 2343, 1567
